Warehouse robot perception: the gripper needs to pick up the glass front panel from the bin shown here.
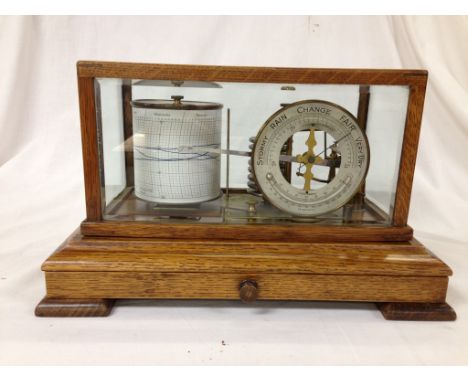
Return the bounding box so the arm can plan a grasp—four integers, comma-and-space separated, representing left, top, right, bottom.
95, 78, 409, 226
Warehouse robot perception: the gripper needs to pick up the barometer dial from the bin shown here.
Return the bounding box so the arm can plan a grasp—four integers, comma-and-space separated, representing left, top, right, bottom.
252, 100, 370, 217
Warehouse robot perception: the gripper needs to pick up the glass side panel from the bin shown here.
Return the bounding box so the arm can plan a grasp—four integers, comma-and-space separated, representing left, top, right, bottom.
96, 78, 126, 206
365, 85, 409, 216
95, 78, 409, 226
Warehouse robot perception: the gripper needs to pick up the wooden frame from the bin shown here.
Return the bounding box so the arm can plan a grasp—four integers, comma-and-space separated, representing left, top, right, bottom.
77, 61, 427, 241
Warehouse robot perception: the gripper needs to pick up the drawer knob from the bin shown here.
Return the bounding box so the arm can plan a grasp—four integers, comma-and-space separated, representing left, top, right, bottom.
239, 279, 258, 303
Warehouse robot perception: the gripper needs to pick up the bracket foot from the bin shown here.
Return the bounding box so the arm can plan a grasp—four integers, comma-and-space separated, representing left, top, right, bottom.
35, 297, 114, 317
377, 302, 456, 321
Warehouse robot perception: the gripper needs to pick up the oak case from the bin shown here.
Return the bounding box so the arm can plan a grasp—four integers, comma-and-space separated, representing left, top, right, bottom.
35, 61, 455, 320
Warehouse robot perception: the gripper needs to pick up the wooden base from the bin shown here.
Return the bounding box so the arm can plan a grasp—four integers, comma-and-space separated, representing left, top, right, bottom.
36, 229, 455, 320
35, 297, 114, 317
377, 302, 456, 321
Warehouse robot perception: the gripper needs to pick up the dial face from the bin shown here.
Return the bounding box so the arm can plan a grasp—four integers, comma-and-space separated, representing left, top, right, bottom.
252, 100, 370, 217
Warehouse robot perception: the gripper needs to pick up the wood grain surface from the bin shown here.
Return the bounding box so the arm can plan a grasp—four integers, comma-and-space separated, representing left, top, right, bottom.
44, 271, 448, 303
392, 82, 428, 226
77, 61, 428, 86
80, 220, 414, 242
35, 297, 114, 317
377, 302, 456, 321
78, 76, 102, 221
42, 232, 451, 276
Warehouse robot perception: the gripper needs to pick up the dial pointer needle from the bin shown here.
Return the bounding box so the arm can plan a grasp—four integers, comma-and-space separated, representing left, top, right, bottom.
313, 131, 352, 159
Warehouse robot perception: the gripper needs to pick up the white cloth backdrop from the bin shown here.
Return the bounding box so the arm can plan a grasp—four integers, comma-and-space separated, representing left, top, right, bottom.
0, 15, 467, 365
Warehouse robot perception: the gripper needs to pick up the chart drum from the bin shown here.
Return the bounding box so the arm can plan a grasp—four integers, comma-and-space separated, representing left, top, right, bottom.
131, 96, 223, 204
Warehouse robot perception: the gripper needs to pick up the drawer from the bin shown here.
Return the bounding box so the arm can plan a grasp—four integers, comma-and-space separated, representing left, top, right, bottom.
45, 271, 448, 303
